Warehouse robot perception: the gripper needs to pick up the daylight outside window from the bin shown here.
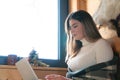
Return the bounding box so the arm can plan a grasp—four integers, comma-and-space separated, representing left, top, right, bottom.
0, 0, 58, 59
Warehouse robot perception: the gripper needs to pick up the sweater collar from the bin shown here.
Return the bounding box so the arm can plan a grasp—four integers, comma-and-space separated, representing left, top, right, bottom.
80, 38, 91, 46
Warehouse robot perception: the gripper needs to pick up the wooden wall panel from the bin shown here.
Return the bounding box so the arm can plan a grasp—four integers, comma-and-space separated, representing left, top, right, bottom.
69, 0, 87, 13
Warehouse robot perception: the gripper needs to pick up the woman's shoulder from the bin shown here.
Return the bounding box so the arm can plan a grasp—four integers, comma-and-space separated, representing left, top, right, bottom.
93, 38, 112, 50
95, 38, 109, 45
94, 38, 114, 63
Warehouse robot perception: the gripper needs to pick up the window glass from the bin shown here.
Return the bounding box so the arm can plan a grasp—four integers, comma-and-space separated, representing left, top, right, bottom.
0, 0, 58, 59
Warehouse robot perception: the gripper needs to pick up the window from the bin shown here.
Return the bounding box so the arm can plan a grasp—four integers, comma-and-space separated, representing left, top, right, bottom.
0, 0, 58, 59
0, 0, 68, 67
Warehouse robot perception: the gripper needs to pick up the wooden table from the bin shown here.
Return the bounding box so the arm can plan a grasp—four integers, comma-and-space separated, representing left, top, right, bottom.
0, 65, 67, 80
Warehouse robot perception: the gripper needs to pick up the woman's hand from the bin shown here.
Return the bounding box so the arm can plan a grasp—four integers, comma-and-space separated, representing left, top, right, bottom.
45, 74, 71, 80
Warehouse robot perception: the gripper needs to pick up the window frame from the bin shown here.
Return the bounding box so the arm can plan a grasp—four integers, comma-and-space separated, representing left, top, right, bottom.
0, 0, 68, 68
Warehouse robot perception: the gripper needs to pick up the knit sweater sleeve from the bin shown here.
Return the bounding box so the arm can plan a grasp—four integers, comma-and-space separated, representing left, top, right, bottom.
95, 39, 113, 64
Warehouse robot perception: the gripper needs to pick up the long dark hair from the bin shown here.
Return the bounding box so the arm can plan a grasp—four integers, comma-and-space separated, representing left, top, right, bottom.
65, 10, 101, 58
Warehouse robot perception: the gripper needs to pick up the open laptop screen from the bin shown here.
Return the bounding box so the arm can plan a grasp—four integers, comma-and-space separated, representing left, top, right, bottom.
15, 58, 39, 80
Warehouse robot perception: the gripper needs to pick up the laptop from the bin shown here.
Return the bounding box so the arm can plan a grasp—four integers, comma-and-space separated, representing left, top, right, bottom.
15, 58, 41, 80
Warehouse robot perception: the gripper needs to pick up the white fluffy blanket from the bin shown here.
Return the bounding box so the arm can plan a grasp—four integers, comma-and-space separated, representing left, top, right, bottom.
93, 0, 120, 25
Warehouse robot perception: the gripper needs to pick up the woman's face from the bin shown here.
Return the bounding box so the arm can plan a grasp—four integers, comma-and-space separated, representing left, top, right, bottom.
69, 19, 85, 40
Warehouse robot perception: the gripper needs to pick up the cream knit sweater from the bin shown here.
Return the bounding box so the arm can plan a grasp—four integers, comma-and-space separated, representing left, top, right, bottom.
67, 39, 113, 71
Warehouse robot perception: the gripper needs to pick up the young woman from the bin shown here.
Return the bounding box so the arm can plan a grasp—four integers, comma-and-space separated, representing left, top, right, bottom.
45, 10, 113, 80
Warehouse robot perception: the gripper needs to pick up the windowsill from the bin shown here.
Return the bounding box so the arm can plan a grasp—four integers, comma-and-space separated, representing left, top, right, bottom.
0, 65, 67, 71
